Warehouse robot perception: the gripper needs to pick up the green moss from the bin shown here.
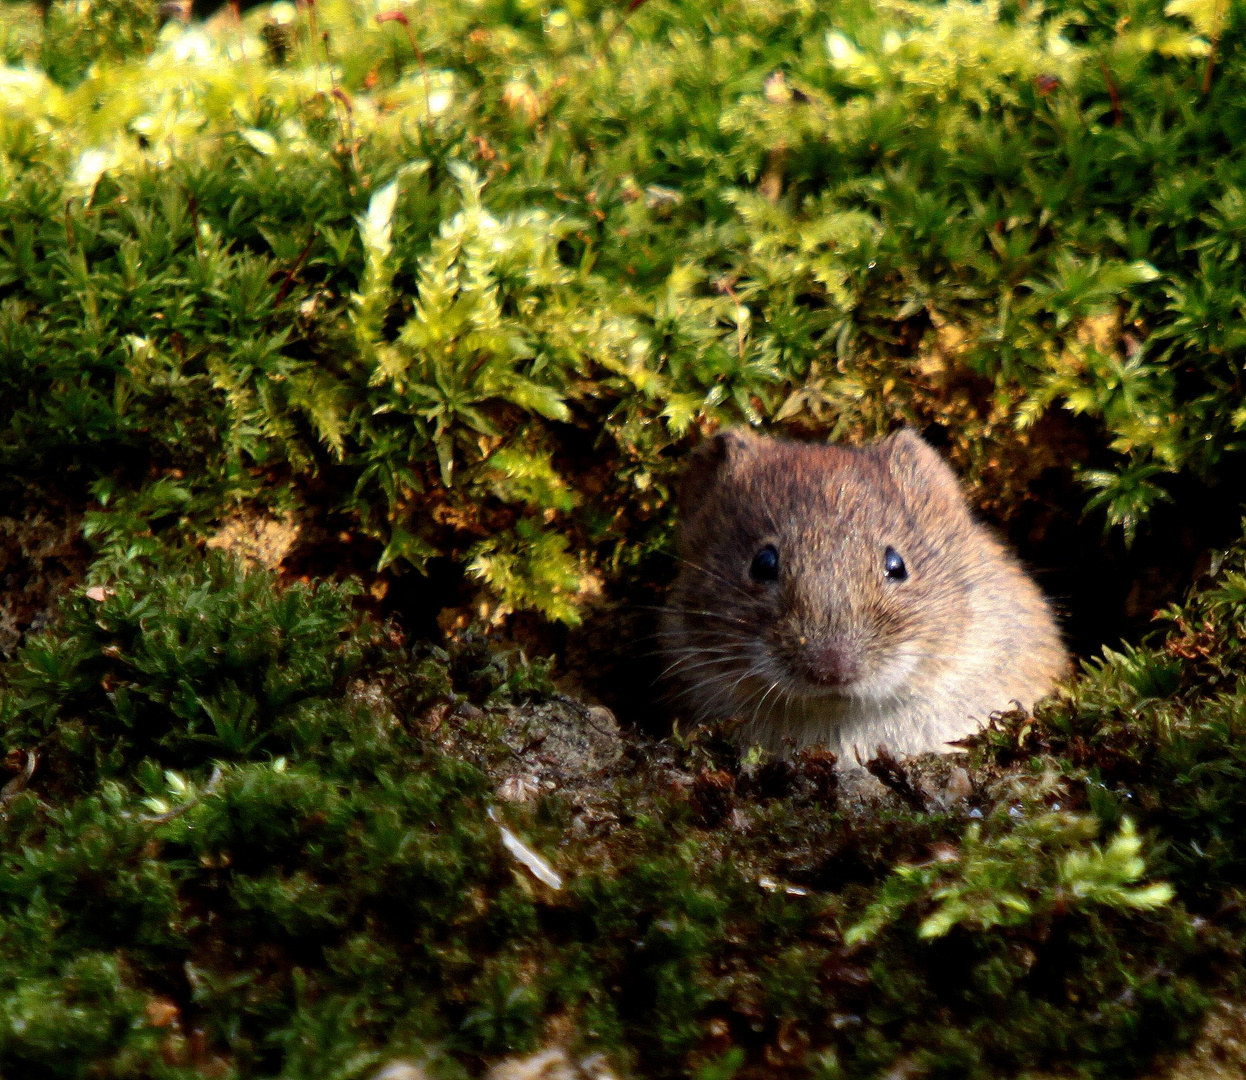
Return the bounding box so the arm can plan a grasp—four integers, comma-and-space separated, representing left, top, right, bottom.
7, 0, 1246, 1072
42, 0, 160, 87
0, 551, 1236, 1076
4, 0, 1246, 624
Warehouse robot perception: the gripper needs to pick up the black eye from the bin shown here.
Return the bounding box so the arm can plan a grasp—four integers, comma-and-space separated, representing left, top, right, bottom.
884, 546, 908, 582
750, 544, 780, 582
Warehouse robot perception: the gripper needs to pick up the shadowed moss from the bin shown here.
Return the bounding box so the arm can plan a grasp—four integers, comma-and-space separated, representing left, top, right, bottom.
0, 551, 1237, 1078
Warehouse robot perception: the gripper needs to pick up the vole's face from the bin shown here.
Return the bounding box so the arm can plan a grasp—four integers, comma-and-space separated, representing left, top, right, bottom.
666, 429, 976, 720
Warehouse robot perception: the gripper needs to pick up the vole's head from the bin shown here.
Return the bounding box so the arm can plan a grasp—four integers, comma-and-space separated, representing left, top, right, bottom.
664, 428, 979, 719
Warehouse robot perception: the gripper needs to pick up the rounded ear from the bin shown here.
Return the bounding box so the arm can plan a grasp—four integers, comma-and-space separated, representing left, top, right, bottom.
677, 428, 763, 514
877, 428, 965, 507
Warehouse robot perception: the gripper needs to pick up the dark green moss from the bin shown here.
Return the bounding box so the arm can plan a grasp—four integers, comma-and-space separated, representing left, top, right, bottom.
0, 553, 1239, 1077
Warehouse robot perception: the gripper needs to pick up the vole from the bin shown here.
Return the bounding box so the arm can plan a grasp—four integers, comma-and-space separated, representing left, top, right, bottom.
661, 428, 1068, 759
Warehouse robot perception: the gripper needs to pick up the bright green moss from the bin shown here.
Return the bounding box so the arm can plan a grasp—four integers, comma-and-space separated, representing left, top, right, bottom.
3, 0, 1246, 624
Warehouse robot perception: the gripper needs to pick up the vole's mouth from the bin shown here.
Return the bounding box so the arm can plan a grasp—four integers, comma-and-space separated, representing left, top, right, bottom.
787, 673, 865, 701
772, 643, 922, 706
715, 640, 922, 722
766, 635, 876, 700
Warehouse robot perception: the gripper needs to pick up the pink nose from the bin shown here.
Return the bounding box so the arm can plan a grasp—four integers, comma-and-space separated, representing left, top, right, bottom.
801, 642, 861, 686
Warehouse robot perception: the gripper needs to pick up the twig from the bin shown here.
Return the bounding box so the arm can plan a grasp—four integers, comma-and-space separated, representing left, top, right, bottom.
1098, 59, 1123, 126
186, 189, 201, 254
0, 750, 37, 811
857, 745, 927, 812
325, 37, 363, 181
230, 0, 246, 60
273, 235, 316, 307
377, 11, 432, 125
304, 0, 320, 75
605, 0, 654, 47
1203, 37, 1220, 95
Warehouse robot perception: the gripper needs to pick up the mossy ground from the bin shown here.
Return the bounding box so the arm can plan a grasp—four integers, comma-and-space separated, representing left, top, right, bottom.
5, 548, 1246, 1078
5, 0, 1246, 1074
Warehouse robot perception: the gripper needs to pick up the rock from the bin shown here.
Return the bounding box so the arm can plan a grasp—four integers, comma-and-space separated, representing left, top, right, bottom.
204, 512, 299, 570
486, 1047, 620, 1080
370, 1064, 429, 1080
499, 697, 623, 794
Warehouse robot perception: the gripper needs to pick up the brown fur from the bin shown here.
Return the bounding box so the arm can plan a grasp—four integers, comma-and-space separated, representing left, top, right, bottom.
661, 429, 1069, 759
